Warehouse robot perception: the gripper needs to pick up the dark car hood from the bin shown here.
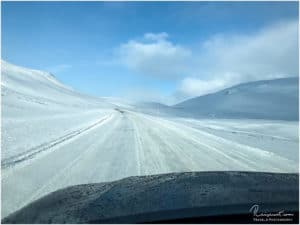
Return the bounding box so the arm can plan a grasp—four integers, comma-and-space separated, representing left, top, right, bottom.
2, 171, 299, 223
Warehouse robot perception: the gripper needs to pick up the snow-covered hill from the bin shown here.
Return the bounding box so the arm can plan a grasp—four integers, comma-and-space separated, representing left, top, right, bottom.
1, 61, 115, 161
175, 77, 299, 120
1, 60, 114, 112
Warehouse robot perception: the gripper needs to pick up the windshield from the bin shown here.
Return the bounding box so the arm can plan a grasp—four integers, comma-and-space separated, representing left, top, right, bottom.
1, 1, 299, 223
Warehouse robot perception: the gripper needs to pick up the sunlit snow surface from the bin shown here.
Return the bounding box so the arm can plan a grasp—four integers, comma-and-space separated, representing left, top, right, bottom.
1, 61, 299, 218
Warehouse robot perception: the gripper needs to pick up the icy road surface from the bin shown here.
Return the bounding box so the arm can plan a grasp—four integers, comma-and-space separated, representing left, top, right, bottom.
2, 109, 298, 218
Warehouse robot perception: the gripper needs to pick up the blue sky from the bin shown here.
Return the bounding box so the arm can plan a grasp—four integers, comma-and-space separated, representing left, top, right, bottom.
2, 2, 299, 104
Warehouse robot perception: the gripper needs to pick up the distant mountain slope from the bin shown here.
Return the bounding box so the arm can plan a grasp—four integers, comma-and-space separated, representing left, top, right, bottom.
175, 77, 299, 120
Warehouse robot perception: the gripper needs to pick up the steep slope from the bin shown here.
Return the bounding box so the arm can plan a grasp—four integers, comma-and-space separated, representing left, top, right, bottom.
175, 77, 299, 120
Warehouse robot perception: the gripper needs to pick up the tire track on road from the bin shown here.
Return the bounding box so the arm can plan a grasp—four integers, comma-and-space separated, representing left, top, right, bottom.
128, 116, 142, 176
2, 114, 115, 171
130, 112, 297, 172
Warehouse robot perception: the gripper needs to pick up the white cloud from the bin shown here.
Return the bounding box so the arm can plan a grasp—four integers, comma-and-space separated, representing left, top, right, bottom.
177, 19, 298, 99
118, 33, 191, 79
113, 20, 298, 103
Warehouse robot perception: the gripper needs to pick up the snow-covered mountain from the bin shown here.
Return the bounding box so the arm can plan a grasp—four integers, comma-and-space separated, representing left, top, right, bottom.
175, 77, 299, 121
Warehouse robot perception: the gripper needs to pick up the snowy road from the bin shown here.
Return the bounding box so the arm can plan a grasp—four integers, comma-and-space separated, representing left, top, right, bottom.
1, 109, 298, 218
